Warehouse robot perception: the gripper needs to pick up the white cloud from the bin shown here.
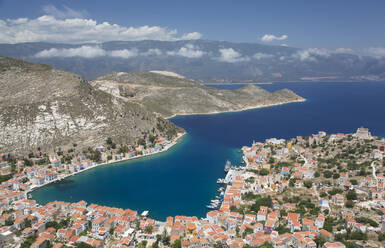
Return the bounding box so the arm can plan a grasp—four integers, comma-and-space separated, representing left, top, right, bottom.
35, 45, 139, 59
292, 48, 330, 61
143, 48, 163, 56
253, 52, 274, 60
42, 5, 87, 19
261, 34, 288, 42
363, 47, 385, 58
109, 49, 138, 58
280, 44, 289, 47
167, 44, 206, 58
35, 46, 106, 58
216, 48, 250, 63
180, 32, 202, 40
0, 15, 202, 44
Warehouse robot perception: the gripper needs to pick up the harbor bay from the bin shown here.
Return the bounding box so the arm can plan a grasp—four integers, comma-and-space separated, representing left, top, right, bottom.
32, 82, 385, 220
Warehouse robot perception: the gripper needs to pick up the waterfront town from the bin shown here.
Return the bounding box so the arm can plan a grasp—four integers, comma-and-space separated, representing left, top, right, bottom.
0, 128, 385, 247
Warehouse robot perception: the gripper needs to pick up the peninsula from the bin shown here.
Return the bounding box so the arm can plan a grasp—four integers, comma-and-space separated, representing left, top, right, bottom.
91, 71, 305, 118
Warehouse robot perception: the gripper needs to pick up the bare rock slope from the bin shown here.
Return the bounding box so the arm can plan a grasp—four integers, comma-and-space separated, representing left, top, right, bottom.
91, 72, 305, 118
0, 57, 181, 154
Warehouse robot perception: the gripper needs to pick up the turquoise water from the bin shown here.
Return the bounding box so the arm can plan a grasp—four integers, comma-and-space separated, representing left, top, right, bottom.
32, 82, 385, 220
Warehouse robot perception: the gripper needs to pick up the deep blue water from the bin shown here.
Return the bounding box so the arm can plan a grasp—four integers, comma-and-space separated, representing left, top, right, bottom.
32, 82, 385, 220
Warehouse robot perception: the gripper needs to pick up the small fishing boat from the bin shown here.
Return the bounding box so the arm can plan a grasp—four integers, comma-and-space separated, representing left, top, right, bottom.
217, 178, 226, 184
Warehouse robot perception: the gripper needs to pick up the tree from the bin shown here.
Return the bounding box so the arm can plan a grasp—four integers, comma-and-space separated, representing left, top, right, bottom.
304, 180, 313, 188
4, 219, 14, 226
323, 170, 333, 178
324, 217, 336, 232
152, 241, 159, 248
171, 239, 181, 248
268, 157, 275, 164
258, 242, 274, 248
276, 224, 291, 234
106, 137, 113, 145
91, 150, 101, 162
21, 236, 37, 248
76, 243, 93, 248
333, 173, 340, 179
162, 235, 170, 245
139, 240, 148, 248
314, 236, 326, 247
345, 200, 354, 208
346, 190, 357, 200
328, 188, 343, 196
137, 138, 146, 146
250, 196, 272, 212
25, 219, 32, 228
356, 217, 378, 227
149, 135, 157, 144
349, 179, 358, 185
145, 225, 153, 234
289, 178, 295, 187
378, 233, 385, 241
259, 168, 269, 176
24, 158, 33, 167
243, 227, 253, 238
349, 231, 368, 240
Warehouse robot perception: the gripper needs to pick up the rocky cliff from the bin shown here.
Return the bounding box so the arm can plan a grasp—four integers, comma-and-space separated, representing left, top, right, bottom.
0, 57, 182, 155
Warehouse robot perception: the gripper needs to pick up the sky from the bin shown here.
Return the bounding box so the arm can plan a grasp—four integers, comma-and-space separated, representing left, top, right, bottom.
0, 0, 384, 52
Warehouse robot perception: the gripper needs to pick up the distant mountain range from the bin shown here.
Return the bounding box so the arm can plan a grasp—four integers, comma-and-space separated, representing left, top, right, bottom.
0, 40, 384, 82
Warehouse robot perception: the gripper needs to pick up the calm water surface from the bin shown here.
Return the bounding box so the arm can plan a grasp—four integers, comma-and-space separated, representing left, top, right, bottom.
32, 82, 385, 220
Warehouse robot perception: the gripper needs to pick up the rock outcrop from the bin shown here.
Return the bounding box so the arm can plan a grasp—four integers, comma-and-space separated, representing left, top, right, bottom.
0, 57, 182, 155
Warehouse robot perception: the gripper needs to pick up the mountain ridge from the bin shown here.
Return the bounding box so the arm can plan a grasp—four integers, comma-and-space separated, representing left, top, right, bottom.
0, 40, 383, 82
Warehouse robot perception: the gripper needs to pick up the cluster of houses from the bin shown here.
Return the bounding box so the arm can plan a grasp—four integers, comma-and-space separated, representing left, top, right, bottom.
1, 130, 385, 247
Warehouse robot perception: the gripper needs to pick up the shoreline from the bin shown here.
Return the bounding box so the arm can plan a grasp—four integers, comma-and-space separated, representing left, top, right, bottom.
28, 132, 186, 194
166, 98, 306, 119
28, 98, 305, 196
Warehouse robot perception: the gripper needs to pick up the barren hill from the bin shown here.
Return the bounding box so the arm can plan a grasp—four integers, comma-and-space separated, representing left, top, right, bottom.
0, 57, 181, 154
91, 72, 305, 118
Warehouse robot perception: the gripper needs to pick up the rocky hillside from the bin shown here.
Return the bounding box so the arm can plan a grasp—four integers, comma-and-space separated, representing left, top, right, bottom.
0, 57, 182, 155
91, 72, 305, 118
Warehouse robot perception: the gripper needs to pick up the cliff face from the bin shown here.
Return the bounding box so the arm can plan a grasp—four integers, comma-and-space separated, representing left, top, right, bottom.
91, 72, 305, 118
0, 57, 182, 155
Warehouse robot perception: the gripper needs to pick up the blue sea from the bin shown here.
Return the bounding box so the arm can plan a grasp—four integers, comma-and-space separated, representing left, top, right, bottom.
32, 82, 385, 220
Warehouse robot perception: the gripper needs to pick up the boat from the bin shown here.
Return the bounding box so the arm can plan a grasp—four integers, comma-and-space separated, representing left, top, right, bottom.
225, 160, 231, 172
206, 204, 217, 209
217, 178, 226, 184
